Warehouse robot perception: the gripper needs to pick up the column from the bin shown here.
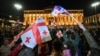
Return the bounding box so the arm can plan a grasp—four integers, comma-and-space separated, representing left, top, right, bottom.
32, 14, 35, 23
66, 16, 68, 25
29, 14, 32, 24
27, 14, 29, 24
31, 14, 33, 23
63, 16, 65, 25
24, 14, 27, 25
68, 16, 70, 25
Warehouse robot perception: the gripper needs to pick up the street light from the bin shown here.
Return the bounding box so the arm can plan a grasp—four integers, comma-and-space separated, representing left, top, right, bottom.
14, 3, 22, 19
14, 3, 22, 10
91, 2, 100, 13
9, 15, 12, 18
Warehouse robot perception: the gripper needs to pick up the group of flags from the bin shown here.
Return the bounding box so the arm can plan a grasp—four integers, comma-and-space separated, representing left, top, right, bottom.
13, 5, 68, 49
12, 5, 89, 49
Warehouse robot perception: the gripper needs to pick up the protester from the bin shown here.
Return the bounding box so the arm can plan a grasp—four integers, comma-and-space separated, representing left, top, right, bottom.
87, 48, 100, 56
38, 42, 49, 56
18, 45, 35, 56
63, 41, 78, 56
50, 39, 63, 56
8, 37, 23, 56
0, 38, 11, 56
63, 29, 80, 56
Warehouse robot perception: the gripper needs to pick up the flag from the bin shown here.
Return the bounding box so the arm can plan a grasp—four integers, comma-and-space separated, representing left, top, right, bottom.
35, 16, 52, 43
51, 5, 70, 16
56, 30, 63, 38
51, 21, 57, 26
21, 29, 37, 49
21, 16, 51, 49
37, 26, 52, 42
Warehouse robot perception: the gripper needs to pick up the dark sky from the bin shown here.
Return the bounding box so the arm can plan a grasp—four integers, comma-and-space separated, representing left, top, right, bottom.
0, 0, 100, 19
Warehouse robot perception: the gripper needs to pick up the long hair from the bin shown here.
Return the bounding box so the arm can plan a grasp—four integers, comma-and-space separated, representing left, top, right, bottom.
66, 41, 76, 56
52, 39, 63, 52
52, 39, 63, 56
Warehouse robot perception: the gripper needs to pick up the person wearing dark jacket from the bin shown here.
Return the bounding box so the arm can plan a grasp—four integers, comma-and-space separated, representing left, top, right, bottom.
18, 45, 35, 56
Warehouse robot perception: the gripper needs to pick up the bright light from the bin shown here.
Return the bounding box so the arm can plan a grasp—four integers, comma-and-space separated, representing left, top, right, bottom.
9, 15, 12, 18
14, 3, 22, 10
91, 2, 100, 7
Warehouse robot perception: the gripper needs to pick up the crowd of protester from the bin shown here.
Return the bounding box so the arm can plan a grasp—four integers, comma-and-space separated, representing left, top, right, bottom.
0, 25, 100, 56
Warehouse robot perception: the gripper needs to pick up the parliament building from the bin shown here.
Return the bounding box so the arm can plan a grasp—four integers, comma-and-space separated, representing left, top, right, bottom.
24, 8, 83, 26
85, 14, 100, 25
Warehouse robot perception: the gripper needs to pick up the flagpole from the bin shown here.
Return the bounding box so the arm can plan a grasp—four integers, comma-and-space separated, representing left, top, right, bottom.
69, 14, 99, 48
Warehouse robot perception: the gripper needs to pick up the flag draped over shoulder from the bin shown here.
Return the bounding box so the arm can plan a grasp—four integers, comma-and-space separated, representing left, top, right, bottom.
21, 16, 52, 49
51, 5, 69, 16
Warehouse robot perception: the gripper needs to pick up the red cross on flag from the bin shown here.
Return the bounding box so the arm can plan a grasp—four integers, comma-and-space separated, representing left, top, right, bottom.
56, 30, 63, 38
21, 29, 36, 49
37, 26, 52, 43
35, 16, 52, 43
21, 16, 52, 49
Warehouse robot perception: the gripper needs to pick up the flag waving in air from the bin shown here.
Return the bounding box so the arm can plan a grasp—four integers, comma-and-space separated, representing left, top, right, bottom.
51, 5, 99, 49
51, 20, 57, 26
21, 29, 37, 48
56, 30, 63, 38
51, 5, 69, 16
35, 16, 52, 43
51, 5, 86, 31
21, 16, 52, 49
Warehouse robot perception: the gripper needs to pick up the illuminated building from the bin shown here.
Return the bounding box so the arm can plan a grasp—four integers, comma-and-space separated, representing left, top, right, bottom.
84, 14, 100, 25
24, 8, 83, 26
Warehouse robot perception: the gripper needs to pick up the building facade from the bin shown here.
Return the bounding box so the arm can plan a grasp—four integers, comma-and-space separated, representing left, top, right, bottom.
24, 8, 83, 26
84, 14, 100, 26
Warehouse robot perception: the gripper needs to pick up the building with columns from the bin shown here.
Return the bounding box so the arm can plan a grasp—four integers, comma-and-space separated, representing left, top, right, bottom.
84, 14, 100, 26
24, 8, 83, 26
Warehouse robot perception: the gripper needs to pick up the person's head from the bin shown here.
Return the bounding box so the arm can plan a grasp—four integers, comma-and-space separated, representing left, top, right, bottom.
3, 38, 9, 45
52, 39, 63, 52
66, 41, 76, 56
90, 48, 100, 56
70, 33, 75, 40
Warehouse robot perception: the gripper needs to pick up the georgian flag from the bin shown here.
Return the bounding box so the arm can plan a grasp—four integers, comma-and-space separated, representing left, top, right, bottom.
51, 21, 57, 26
38, 26, 52, 42
21, 16, 51, 49
35, 16, 52, 43
21, 29, 37, 49
51, 5, 70, 16
56, 30, 63, 38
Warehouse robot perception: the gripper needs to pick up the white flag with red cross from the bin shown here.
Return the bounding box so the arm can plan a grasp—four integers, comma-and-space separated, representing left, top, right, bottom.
21, 16, 52, 49
56, 30, 63, 38
35, 16, 52, 43
21, 29, 37, 49
51, 21, 57, 26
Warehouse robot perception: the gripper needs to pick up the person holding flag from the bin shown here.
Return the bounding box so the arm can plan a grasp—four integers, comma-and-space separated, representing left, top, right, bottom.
17, 16, 52, 56
51, 5, 100, 56
51, 5, 100, 49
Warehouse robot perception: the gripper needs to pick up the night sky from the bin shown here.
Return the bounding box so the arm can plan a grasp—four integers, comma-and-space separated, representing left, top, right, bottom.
0, 0, 100, 19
